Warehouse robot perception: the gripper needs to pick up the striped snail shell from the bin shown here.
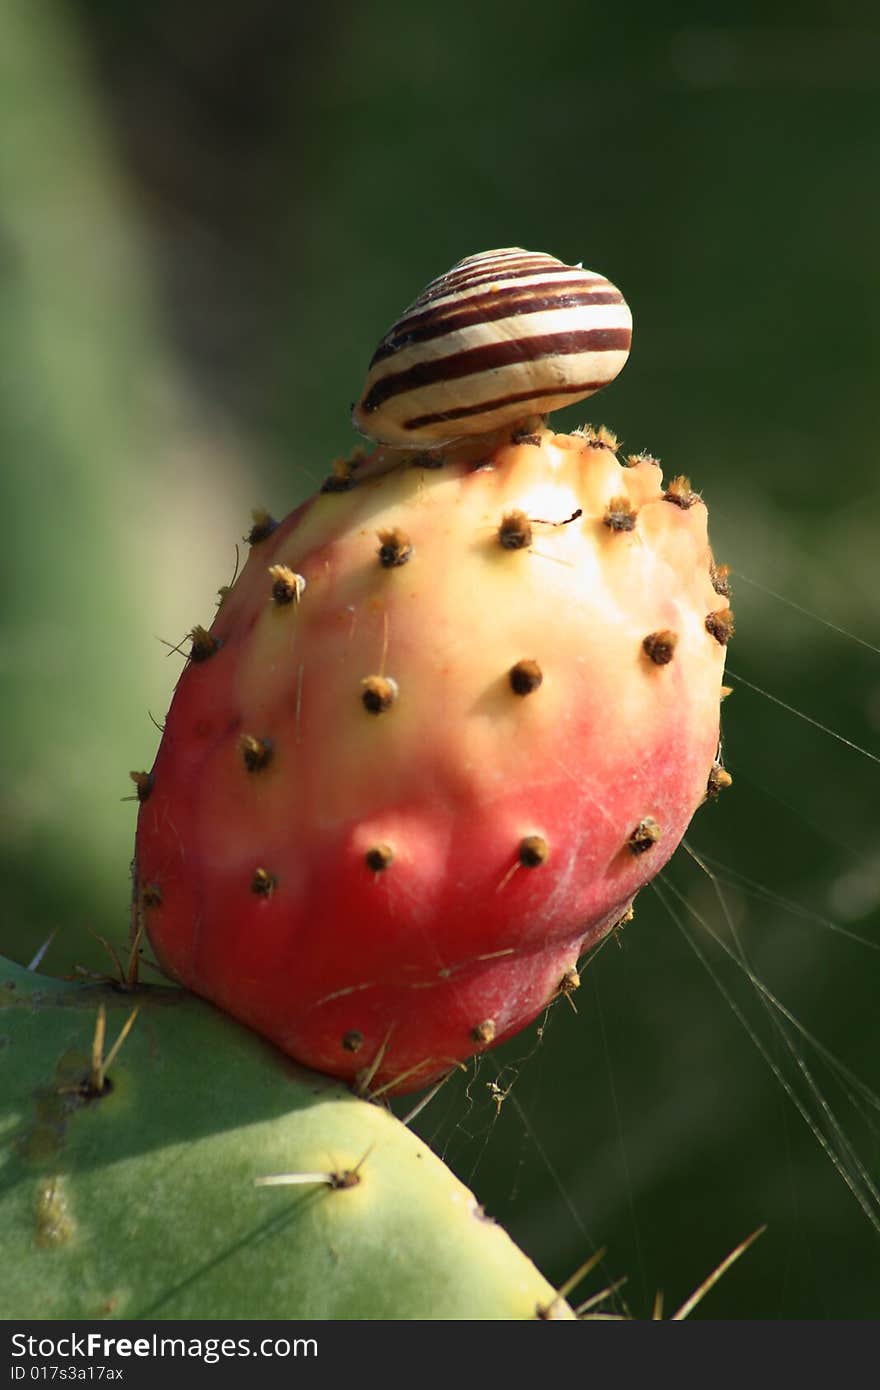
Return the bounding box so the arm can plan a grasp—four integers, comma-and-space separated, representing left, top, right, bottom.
352, 247, 632, 449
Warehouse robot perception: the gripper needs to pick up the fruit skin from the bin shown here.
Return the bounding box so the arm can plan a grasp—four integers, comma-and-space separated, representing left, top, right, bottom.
135, 426, 730, 1094
1, 957, 570, 1319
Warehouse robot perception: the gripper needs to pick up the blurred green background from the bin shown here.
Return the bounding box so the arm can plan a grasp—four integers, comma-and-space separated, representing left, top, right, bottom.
2, 0, 878, 1317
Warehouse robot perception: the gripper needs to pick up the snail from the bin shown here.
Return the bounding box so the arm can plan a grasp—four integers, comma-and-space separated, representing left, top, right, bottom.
352, 247, 632, 449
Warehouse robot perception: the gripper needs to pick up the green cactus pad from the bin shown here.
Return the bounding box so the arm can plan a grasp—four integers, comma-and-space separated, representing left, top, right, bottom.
0, 957, 572, 1319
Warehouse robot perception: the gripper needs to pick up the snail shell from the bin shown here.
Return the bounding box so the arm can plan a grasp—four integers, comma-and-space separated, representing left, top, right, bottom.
352, 247, 632, 449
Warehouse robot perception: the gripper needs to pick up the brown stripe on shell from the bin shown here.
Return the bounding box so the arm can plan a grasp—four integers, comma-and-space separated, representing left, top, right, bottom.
370, 286, 625, 365
376, 284, 622, 360
418, 249, 544, 286
411, 263, 597, 307
362, 328, 632, 415
411, 268, 600, 318
411, 252, 571, 303
420, 256, 584, 296
405, 379, 616, 431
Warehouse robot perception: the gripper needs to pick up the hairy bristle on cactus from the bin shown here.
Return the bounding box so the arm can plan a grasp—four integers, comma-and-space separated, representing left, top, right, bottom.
135, 427, 731, 1094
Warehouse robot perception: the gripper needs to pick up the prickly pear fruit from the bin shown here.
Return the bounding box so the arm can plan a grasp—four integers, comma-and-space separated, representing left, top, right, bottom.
134, 425, 731, 1094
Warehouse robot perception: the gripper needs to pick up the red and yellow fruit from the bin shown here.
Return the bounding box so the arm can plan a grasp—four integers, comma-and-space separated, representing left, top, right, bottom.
134, 424, 731, 1094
